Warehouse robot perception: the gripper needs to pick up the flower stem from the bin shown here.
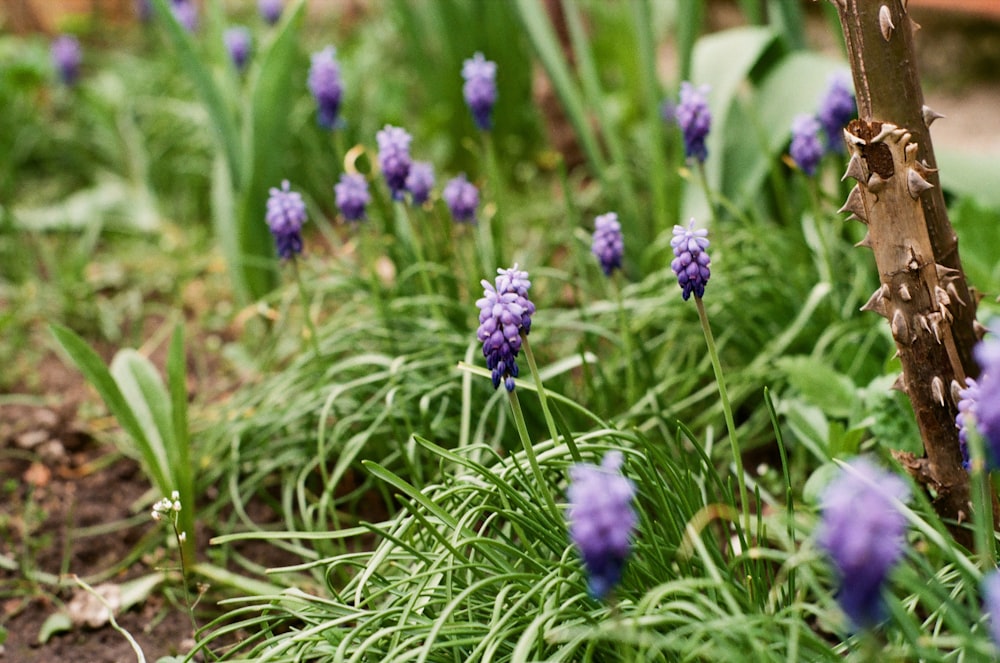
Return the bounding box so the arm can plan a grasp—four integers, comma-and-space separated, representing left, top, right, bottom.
695, 295, 751, 536
290, 256, 321, 358
522, 335, 581, 462
507, 388, 560, 521
968, 428, 996, 568
613, 276, 638, 405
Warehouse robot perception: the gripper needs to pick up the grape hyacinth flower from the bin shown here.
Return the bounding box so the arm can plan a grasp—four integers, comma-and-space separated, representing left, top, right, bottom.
670, 220, 711, 300
591, 212, 624, 276
259, 0, 282, 25
567, 451, 637, 600
224, 27, 252, 73
956, 377, 981, 470
308, 47, 343, 130
405, 161, 435, 206
817, 73, 856, 153
817, 457, 910, 629
476, 265, 535, 391
265, 180, 307, 259
790, 114, 824, 176
984, 571, 1000, 649
973, 324, 1000, 465
676, 82, 712, 163
376, 125, 413, 201
443, 174, 479, 223
171, 0, 198, 32
51, 35, 82, 86
462, 52, 498, 131
334, 173, 371, 223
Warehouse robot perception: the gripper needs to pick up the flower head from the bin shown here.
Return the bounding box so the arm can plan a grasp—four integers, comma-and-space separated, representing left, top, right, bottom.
816, 457, 910, 629
170, 0, 198, 32
308, 47, 343, 130
259, 0, 283, 25
973, 324, 1000, 465
224, 27, 252, 73
984, 571, 1000, 649
790, 114, 823, 176
334, 173, 371, 222
265, 180, 307, 259
462, 52, 498, 131
591, 213, 624, 276
405, 161, 435, 205
443, 174, 479, 223
676, 82, 712, 163
377, 125, 413, 201
476, 264, 535, 391
817, 73, 856, 154
956, 376, 981, 470
51, 35, 82, 86
567, 451, 637, 599
670, 220, 711, 300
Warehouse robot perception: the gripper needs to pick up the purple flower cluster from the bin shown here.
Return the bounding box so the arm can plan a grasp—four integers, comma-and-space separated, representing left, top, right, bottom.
789, 114, 823, 176
462, 52, 498, 131
265, 180, 307, 259
308, 47, 343, 130
377, 125, 413, 201
676, 82, 712, 163
670, 220, 711, 301
817, 74, 856, 153
567, 451, 637, 600
984, 571, 1000, 649
591, 213, 623, 276
259, 0, 283, 25
443, 174, 479, 223
51, 35, 82, 87
956, 377, 981, 470
170, 0, 198, 32
406, 161, 435, 206
973, 325, 1000, 466
476, 265, 535, 391
334, 173, 371, 223
224, 27, 252, 73
817, 457, 909, 629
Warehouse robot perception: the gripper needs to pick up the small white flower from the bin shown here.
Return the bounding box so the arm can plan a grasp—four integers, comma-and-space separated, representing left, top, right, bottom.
171, 490, 180, 501
178, 531, 187, 542
151, 511, 162, 521
172, 500, 182, 511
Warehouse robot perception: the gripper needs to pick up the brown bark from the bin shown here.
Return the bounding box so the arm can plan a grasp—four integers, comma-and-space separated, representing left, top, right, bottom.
832, 0, 986, 543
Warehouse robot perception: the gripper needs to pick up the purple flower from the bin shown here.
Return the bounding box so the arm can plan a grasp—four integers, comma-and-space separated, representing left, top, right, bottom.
983, 571, 1000, 649
259, 0, 283, 25
406, 161, 435, 206
171, 0, 198, 32
790, 114, 823, 176
308, 47, 343, 130
567, 451, 637, 600
817, 457, 909, 629
956, 377, 980, 470
462, 52, 497, 131
817, 74, 856, 154
224, 27, 252, 73
265, 180, 307, 259
676, 82, 711, 163
476, 264, 535, 391
377, 125, 413, 201
591, 213, 624, 276
443, 174, 479, 223
334, 173, 370, 222
670, 220, 711, 301
973, 324, 1000, 465
51, 35, 82, 86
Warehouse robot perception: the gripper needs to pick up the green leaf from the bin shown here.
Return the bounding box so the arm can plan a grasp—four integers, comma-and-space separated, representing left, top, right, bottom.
776, 355, 857, 419
936, 149, 1000, 209
802, 461, 840, 505
38, 612, 73, 644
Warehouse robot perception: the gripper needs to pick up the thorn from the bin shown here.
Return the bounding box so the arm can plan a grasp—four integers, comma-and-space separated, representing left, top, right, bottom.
842, 152, 866, 182
951, 379, 964, 405
843, 128, 866, 148
916, 314, 931, 335
922, 105, 945, 127
975, 320, 989, 340
854, 233, 872, 249
892, 373, 906, 392
932, 376, 946, 407
861, 284, 890, 317
907, 168, 934, 198
929, 314, 943, 343
935, 286, 953, 322
904, 142, 918, 161
839, 185, 868, 222
946, 282, 966, 307
910, 17, 921, 32
935, 263, 959, 280
868, 172, 888, 194
891, 309, 909, 343
870, 123, 897, 144
898, 283, 911, 301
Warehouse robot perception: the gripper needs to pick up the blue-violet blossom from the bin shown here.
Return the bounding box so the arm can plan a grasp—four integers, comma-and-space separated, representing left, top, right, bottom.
171, 0, 198, 32
591, 212, 624, 276
265, 180, 307, 259
308, 47, 343, 130
973, 324, 1000, 466
406, 161, 435, 206
790, 114, 824, 176
51, 35, 82, 86
376, 125, 412, 201
676, 82, 712, 163
817, 457, 910, 629
443, 174, 479, 223
224, 27, 252, 73
259, 0, 282, 25
670, 220, 711, 300
956, 377, 981, 470
462, 52, 497, 131
983, 571, 1000, 649
476, 264, 535, 391
817, 73, 856, 153
567, 451, 637, 600
334, 173, 371, 223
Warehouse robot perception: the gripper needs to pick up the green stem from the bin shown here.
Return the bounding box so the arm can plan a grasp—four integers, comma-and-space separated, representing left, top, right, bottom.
695, 295, 751, 536
522, 335, 581, 462
696, 161, 718, 226
482, 132, 505, 271
290, 256, 321, 358
507, 389, 560, 521
968, 427, 996, 568
613, 276, 638, 406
